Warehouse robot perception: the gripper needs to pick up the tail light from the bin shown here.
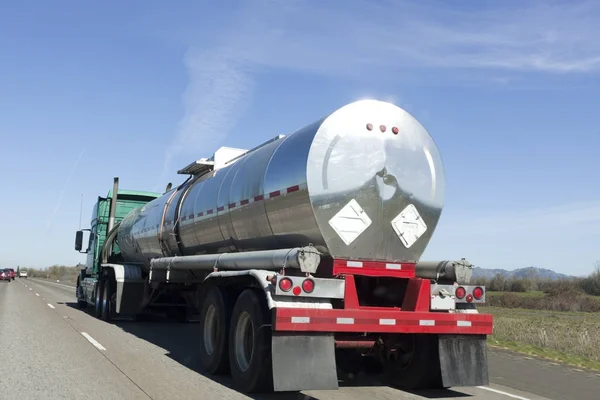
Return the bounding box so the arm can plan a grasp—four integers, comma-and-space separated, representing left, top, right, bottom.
279, 277, 293, 292
301, 278, 315, 293
455, 286, 466, 299
473, 286, 484, 300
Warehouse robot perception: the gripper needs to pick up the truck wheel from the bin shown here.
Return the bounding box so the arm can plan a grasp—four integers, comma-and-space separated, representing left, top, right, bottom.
100, 279, 115, 322
94, 280, 104, 318
198, 285, 233, 374
228, 288, 273, 393
76, 281, 87, 309
381, 334, 443, 390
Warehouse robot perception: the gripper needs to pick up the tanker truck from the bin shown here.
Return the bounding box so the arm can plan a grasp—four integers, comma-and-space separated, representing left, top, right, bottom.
74, 99, 492, 394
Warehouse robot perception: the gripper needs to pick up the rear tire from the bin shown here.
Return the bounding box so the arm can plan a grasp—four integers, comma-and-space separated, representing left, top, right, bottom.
198, 285, 234, 374
228, 288, 273, 393
100, 278, 115, 321
94, 280, 104, 318
76, 279, 87, 309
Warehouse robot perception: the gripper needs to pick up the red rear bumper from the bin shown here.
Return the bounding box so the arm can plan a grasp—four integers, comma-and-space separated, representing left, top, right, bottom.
272, 273, 493, 336
274, 307, 493, 335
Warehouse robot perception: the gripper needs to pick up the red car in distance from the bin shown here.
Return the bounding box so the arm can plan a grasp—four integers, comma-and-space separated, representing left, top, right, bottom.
0, 269, 11, 282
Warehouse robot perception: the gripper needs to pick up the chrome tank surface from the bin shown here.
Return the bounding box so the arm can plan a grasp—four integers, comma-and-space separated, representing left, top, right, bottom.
117, 99, 445, 270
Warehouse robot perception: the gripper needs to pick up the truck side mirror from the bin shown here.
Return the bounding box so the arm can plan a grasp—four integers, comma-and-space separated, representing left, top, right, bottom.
75, 230, 83, 251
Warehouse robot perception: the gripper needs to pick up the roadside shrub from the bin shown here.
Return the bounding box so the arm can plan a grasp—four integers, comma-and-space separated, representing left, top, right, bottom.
487, 290, 600, 313
580, 267, 600, 296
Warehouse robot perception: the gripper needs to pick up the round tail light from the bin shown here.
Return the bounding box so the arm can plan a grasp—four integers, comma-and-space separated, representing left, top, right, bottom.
279, 277, 293, 292
302, 278, 315, 293
455, 286, 466, 299
473, 286, 484, 300
466, 294, 474, 303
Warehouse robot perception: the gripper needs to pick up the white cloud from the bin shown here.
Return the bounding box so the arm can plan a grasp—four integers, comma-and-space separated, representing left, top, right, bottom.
255, 0, 600, 75
155, 0, 298, 188
159, 0, 600, 181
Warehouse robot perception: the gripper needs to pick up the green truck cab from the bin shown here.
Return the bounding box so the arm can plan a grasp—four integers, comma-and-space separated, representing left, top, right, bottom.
74, 178, 160, 308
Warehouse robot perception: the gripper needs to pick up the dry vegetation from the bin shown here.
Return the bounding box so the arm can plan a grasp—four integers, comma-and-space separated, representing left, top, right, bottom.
472, 263, 600, 298
17, 264, 81, 284
481, 307, 600, 370
487, 289, 600, 312
475, 263, 600, 370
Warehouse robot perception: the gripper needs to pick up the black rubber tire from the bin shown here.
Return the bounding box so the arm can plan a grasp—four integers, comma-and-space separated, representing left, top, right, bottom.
100, 279, 115, 322
228, 288, 273, 393
94, 280, 104, 318
198, 285, 234, 374
382, 334, 443, 390
76, 280, 87, 309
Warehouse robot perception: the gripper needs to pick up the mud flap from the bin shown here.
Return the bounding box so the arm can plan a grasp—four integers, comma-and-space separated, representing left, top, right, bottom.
116, 280, 145, 315
271, 332, 339, 392
438, 334, 489, 387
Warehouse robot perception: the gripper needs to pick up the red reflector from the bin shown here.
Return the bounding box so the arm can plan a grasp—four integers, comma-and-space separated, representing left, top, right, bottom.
455, 286, 466, 299
292, 286, 302, 296
392, 126, 399, 134
379, 125, 386, 132
279, 278, 293, 292
466, 294, 473, 303
366, 123, 373, 131
302, 278, 315, 293
473, 286, 484, 300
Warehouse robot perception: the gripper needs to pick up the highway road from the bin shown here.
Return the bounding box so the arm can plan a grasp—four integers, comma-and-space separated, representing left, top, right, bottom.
1, 279, 598, 400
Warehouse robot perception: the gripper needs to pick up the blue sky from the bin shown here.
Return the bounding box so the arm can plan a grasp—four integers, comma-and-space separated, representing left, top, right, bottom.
1, 0, 599, 276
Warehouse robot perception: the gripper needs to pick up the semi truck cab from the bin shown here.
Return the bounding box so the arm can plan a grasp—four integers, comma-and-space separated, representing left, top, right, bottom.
74, 182, 160, 309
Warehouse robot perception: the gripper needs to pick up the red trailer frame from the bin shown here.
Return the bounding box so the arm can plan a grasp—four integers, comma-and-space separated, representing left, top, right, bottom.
273, 259, 494, 335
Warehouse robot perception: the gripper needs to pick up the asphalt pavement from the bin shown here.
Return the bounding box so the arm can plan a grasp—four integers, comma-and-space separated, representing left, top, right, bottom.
1, 278, 598, 400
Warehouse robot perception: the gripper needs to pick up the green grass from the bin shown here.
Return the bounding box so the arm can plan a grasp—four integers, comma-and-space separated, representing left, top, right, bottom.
482, 306, 600, 371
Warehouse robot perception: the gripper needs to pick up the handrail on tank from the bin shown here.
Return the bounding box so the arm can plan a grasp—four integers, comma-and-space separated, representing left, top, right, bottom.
223, 134, 286, 167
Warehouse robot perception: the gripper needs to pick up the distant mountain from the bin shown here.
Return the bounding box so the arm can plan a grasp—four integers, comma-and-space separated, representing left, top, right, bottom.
472, 266, 574, 281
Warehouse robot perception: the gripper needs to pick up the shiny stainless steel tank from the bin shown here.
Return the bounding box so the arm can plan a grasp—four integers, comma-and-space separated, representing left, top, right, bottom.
117, 99, 446, 271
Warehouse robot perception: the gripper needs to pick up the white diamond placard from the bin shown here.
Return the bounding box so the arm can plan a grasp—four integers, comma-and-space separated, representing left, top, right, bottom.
391, 204, 427, 248
328, 199, 372, 245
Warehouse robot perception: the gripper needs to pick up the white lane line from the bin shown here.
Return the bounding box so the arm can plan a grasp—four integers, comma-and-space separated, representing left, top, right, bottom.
35, 293, 40, 296
47, 303, 55, 309
81, 332, 106, 351
477, 386, 532, 400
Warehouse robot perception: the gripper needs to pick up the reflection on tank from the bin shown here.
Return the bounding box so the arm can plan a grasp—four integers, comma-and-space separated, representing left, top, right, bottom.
116, 99, 445, 271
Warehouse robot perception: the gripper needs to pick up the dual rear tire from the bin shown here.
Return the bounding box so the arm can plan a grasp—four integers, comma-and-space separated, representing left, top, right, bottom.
92, 277, 115, 321
198, 286, 273, 393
